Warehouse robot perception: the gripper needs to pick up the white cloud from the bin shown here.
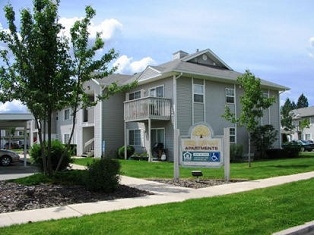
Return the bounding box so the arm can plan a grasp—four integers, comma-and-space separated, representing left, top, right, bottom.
308, 37, 314, 58
0, 100, 28, 113
59, 17, 122, 40
114, 55, 155, 74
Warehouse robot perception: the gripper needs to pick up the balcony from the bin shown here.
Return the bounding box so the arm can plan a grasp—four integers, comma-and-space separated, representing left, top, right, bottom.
124, 97, 171, 122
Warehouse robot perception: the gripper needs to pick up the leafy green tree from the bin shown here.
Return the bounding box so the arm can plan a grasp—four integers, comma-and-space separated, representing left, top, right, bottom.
296, 93, 308, 108
281, 98, 295, 132
0, 0, 72, 174
0, 1, 136, 174
55, 6, 137, 171
297, 118, 310, 139
222, 70, 275, 167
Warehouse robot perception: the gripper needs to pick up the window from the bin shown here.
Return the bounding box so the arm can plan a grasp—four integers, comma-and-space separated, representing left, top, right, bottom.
64, 109, 70, 120
193, 84, 204, 103
230, 127, 236, 143
150, 86, 164, 97
64, 134, 70, 144
305, 134, 311, 141
151, 128, 165, 147
129, 91, 141, 100
226, 88, 235, 103
129, 130, 141, 146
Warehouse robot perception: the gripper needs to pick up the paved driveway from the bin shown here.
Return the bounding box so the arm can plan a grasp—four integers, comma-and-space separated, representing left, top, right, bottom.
0, 161, 38, 181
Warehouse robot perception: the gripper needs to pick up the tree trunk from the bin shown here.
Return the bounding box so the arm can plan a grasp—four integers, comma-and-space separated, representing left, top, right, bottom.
248, 132, 252, 168
47, 108, 52, 176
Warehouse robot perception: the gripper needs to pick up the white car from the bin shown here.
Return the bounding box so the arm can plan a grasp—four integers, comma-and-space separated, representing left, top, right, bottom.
0, 149, 20, 166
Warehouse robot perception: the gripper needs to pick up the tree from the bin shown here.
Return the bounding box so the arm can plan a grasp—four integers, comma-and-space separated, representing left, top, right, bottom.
296, 93, 308, 108
0, 1, 136, 174
0, 0, 73, 174
222, 70, 276, 167
297, 118, 310, 139
281, 98, 295, 132
54, 6, 137, 171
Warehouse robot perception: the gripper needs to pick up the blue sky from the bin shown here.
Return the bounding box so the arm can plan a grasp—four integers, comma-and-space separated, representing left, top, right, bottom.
0, 0, 314, 112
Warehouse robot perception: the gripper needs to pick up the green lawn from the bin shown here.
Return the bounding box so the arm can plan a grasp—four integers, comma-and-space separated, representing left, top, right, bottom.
1, 178, 313, 234
74, 154, 314, 180
1, 155, 313, 234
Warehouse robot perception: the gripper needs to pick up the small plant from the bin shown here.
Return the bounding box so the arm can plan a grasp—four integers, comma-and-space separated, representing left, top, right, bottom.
130, 151, 149, 161
84, 158, 120, 192
30, 140, 73, 172
117, 145, 135, 159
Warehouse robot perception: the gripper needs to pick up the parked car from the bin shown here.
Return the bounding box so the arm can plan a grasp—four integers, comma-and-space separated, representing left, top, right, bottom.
0, 149, 20, 166
3, 142, 20, 149
282, 140, 314, 152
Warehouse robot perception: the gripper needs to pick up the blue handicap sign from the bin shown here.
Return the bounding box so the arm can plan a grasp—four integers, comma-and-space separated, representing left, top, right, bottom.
210, 152, 220, 162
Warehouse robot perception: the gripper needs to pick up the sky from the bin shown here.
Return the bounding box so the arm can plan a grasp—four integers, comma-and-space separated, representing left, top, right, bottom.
0, 0, 313, 112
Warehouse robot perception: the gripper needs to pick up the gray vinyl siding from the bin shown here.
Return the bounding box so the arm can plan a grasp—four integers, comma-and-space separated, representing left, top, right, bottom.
177, 76, 192, 136
194, 103, 204, 123
269, 90, 281, 148
205, 80, 233, 136
102, 93, 125, 156
129, 77, 173, 99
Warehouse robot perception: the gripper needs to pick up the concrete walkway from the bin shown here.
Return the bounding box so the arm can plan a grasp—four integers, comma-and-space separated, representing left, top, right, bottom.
0, 165, 314, 229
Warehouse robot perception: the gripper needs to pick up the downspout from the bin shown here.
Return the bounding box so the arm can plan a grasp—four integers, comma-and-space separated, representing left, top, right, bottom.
100, 89, 103, 158
233, 84, 237, 143
93, 79, 102, 158
173, 72, 183, 130
278, 90, 285, 148
173, 72, 183, 180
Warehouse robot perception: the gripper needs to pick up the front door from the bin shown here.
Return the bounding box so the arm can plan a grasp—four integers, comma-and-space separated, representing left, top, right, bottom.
151, 128, 165, 158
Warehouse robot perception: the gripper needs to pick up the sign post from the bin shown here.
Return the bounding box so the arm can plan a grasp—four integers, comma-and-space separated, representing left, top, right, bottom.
223, 128, 230, 182
174, 129, 180, 181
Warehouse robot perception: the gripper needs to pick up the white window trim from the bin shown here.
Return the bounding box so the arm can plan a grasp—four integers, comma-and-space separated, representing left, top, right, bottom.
64, 109, 70, 121
226, 88, 235, 104
149, 85, 164, 98
129, 90, 142, 100
193, 83, 204, 103
128, 129, 142, 146
151, 128, 166, 148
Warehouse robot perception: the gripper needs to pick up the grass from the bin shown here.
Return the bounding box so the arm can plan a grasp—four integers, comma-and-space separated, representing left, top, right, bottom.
1, 178, 313, 234
73, 154, 314, 180
1, 154, 313, 234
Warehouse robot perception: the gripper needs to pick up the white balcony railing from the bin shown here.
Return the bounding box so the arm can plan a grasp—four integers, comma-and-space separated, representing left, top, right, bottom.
124, 97, 171, 122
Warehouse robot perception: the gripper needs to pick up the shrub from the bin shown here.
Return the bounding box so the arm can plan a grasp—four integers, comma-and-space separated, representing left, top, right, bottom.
230, 144, 243, 162
30, 140, 73, 172
266, 146, 300, 159
282, 143, 301, 158
251, 125, 278, 159
265, 148, 287, 159
84, 158, 120, 192
117, 145, 135, 159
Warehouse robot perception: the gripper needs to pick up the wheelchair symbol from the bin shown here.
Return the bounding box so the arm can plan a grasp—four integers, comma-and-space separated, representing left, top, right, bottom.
210, 152, 220, 162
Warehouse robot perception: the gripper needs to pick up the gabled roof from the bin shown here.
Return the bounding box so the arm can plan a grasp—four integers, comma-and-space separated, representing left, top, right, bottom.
291, 106, 314, 119
181, 48, 233, 70
134, 48, 289, 91
96, 74, 132, 86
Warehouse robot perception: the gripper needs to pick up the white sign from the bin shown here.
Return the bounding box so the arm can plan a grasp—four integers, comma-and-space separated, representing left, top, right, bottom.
181, 123, 223, 167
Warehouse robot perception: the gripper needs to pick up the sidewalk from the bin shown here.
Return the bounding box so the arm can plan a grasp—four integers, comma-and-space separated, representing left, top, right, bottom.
0, 166, 314, 229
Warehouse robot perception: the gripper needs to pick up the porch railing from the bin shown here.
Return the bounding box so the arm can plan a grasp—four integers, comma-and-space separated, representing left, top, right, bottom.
124, 97, 171, 122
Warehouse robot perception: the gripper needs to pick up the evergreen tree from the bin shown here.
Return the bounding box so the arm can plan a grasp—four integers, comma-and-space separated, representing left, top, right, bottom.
280, 98, 295, 131
296, 93, 308, 108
